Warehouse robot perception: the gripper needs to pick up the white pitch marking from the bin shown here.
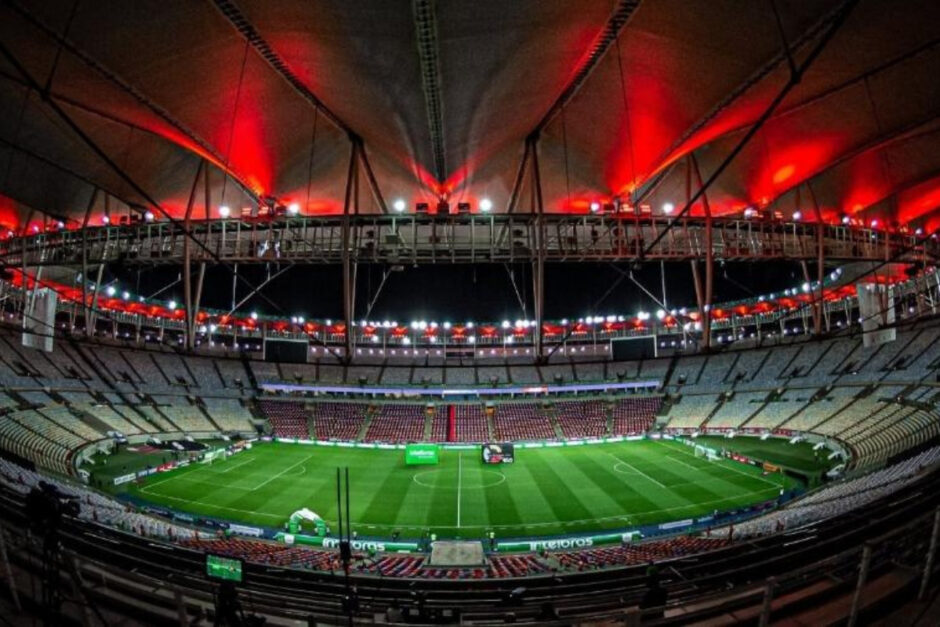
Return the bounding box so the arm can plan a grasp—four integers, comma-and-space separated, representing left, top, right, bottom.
217, 457, 257, 474
456, 452, 463, 528
666, 454, 703, 473
660, 440, 784, 488
604, 452, 667, 489
251, 454, 313, 491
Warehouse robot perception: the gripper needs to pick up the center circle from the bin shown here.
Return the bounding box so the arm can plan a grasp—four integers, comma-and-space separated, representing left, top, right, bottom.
412, 469, 506, 489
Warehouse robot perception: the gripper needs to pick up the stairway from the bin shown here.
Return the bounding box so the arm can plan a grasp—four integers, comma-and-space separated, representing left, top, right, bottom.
447, 404, 457, 442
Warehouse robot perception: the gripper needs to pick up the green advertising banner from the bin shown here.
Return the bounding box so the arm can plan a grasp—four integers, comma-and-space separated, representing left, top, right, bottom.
404, 443, 440, 465
496, 530, 641, 553
276, 532, 420, 552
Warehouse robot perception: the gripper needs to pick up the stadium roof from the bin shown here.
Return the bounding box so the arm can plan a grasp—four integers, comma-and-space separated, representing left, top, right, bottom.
1, 0, 940, 232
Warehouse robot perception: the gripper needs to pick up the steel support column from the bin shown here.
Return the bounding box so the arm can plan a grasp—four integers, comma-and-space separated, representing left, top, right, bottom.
808, 184, 825, 334
342, 144, 358, 362
691, 155, 713, 349
80, 188, 98, 335
182, 161, 205, 351
530, 136, 546, 362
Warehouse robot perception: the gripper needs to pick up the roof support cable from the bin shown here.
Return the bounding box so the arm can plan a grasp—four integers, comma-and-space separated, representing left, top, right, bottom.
41, 0, 79, 96
613, 33, 637, 197
769, 0, 799, 81
641, 0, 860, 258
562, 108, 572, 210
304, 106, 320, 212
507, 0, 643, 213
0, 38, 286, 315
220, 38, 251, 211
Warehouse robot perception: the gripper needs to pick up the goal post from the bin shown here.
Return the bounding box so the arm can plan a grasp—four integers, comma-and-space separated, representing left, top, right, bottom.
694, 444, 721, 461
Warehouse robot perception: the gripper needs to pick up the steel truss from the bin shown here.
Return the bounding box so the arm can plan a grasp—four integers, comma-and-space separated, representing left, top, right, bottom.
3, 215, 934, 268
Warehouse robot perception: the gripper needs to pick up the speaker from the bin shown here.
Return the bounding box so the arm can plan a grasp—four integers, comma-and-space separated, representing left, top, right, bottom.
416, 202, 429, 214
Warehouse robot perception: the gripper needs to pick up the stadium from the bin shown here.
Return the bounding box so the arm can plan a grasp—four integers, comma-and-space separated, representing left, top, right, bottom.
1, 0, 940, 624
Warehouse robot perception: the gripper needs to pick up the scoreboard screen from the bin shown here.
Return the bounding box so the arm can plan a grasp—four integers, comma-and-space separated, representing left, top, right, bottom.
482, 443, 515, 464
206, 554, 243, 582
263, 338, 308, 364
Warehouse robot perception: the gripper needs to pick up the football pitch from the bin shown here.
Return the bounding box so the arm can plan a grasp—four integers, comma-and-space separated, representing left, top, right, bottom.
125, 439, 797, 538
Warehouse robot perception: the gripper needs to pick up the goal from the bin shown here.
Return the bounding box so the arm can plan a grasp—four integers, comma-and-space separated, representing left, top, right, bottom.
694, 445, 721, 461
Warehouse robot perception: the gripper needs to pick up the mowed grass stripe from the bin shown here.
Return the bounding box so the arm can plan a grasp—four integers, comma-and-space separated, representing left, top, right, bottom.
657, 440, 791, 490
123, 440, 801, 536
481, 465, 522, 530
626, 447, 740, 504
519, 451, 595, 526
569, 451, 667, 520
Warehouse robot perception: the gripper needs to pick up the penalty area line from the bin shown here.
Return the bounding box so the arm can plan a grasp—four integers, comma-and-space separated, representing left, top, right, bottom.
604, 452, 667, 489
658, 440, 784, 488
251, 454, 314, 491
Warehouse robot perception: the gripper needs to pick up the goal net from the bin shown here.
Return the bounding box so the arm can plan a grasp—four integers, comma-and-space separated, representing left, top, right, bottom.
694, 445, 721, 461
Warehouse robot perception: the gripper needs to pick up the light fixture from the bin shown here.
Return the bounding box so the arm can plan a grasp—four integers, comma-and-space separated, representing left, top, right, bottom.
250, 311, 258, 321
144, 210, 155, 222
168, 300, 177, 311
479, 198, 493, 212
393, 198, 406, 212
792, 210, 802, 221
589, 201, 601, 213
662, 202, 674, 214
219, 205, 231, 218
101, 215, 110, 225
287, 202, 300, 216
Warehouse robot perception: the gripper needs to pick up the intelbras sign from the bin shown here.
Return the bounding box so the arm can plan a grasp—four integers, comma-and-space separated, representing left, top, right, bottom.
498, 531, 641, 552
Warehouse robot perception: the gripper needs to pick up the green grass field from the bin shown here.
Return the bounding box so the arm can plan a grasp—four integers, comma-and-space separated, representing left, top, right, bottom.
118, 439, 798, 538
693, 436, 831, 473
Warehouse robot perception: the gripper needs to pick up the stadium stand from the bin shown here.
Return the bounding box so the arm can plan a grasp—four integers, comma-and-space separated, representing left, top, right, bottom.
364, 404, 428, 443
554, 399, 608, 438
718, 445, 940, 539
611, 396, 661, 435
258, 400, 309, 439
664, 394, 719, 430
203, 398, 255, 432
453, 404, 489, 442
311, 402, 366, 440
493, 402, 556, 441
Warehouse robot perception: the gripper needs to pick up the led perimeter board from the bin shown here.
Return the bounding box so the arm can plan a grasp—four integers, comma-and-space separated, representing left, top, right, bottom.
482, 443, 515, 464
206, 554, 243, 582
404, 444, 440, 465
